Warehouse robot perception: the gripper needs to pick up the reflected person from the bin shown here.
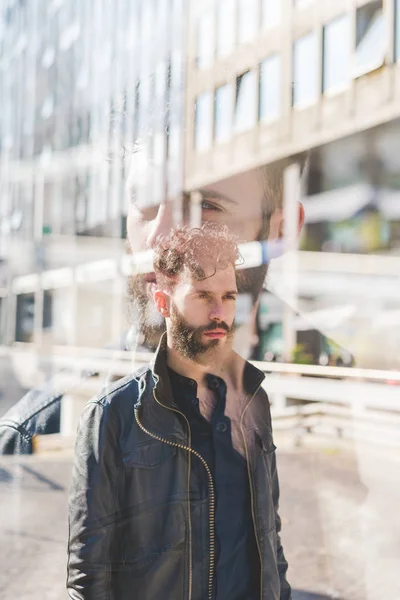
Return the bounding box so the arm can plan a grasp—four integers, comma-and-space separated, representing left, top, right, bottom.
0, 164, 305, 454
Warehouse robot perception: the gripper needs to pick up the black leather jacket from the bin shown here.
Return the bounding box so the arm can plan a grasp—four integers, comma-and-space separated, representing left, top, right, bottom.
67, 337, 291, 600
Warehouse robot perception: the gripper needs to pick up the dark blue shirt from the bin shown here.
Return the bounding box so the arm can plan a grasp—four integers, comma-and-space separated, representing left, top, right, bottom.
168, 368, 260, 600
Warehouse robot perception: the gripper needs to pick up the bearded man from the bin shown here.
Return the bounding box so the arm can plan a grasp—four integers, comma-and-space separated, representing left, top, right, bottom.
67, 223, 291, 600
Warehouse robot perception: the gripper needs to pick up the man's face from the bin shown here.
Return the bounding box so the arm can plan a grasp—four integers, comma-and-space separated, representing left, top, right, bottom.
166, 264, 238, 364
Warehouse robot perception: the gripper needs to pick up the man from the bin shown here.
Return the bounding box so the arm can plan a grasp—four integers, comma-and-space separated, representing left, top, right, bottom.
67, 223, 291, 600
0, 163, 305, 454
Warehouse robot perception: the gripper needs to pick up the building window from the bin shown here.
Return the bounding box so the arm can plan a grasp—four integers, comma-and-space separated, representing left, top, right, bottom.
238, 0, 258, 45
195, 92, 213, 151
196, 12, 214, 69
234, 71, 257, 133
323, 14, 350, 93
215, 84, 234, 142
355, 1, 385, 77
259, 54, 281, 122
216, 0, 236, 58
292, 32, 318, 108
262, 0, 281, 30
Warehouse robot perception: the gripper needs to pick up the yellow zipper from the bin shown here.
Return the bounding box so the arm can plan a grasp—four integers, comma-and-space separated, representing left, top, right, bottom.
240, 384, 263, 600
134, 388, 215, 600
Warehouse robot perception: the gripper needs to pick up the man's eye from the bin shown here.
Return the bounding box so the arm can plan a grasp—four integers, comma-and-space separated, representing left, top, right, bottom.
225, 295, 236, 300
201, 200, 223, 212
198, 293, 208, 299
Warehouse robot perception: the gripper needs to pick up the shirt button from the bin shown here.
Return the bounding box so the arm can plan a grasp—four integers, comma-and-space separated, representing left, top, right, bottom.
192, 397, 199, 406
216, 422, 227, 433
209, 378, 219, 390
188, 379, 196, 386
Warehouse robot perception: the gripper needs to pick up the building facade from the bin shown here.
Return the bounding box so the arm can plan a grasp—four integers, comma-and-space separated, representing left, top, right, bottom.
0, 0, 186, 352
185, 0, 400, 369
0, 0, 399, 370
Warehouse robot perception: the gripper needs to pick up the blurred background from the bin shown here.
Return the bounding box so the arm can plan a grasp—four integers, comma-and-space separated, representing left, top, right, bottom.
0, 1, 400, 599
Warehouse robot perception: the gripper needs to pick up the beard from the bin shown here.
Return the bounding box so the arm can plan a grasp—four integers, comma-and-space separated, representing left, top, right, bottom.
169, 302, 234, 362
126, 265, 267, 350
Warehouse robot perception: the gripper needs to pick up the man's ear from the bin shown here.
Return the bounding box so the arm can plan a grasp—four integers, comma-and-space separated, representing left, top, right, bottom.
274, 202, 305, 240
154, 289, 171, 318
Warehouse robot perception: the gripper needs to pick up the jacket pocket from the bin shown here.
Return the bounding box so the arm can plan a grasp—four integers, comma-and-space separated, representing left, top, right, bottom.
122, 440, 177, 468
260, 430, 277, 455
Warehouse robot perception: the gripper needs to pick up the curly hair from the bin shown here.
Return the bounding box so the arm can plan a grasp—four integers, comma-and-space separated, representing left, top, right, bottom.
153, 223, 241, 289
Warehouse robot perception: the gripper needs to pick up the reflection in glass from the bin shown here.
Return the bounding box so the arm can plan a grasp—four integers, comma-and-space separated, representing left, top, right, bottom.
234, 71, 257, 133
259, 54, 282, 122
292, 32, 318, 108
216, 0, 236, 58
196, 12, 214, 69
215, 84, 234, 143
195, 91, 213, 151
238, 0, 258, 45
355, 1, 385, 77
262, 0, 281, 30
323, 14, 350, 93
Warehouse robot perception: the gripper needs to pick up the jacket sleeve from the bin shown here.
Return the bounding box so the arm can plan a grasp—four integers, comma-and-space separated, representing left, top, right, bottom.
271, 450, 291, 600
0, 422, 32, 454
67, 401, 120, 600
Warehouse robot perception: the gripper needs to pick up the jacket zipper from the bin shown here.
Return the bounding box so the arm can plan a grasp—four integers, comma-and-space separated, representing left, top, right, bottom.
240, 384, 263, 600
134, 388, 216, 600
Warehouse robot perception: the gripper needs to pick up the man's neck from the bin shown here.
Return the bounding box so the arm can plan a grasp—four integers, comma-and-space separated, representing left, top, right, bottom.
166, 340, 245, 392
166, 343, 228, 385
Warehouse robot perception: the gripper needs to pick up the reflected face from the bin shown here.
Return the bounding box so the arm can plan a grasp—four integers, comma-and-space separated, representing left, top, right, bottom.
167, 264, 237, 363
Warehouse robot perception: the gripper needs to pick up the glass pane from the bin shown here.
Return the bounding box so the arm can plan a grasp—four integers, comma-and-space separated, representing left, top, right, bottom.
355, 4, 386, 76
234, 71, 257, 133
323, 14, 350, 92
195, 91, 213, 151
216, 0, 236, 57
259, 54, 282, 121
196, 12, 214, 69
215, 84, 234, 142
293, 32, 318, 107
2, 4, 400, 600
262, 0, 281, 30
238, 0, 258, 45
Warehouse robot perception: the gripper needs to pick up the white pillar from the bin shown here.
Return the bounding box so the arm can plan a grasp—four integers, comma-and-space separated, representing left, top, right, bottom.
282, 162, 301, 363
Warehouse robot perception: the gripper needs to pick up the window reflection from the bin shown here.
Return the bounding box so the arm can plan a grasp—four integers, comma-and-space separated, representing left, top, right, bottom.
234, 71, 257, 133
355, 0, 386, 77
196, 12, 214, 69
195, 91, 213, 151
237, 0, 258, 45
1, 2, 400, 600
323, 14, 350, 93
262, 0, 281, 30
259, 54, 282, 122
292, 32, 318, 108
216, 0, 236, 58
215, 84, 234, 143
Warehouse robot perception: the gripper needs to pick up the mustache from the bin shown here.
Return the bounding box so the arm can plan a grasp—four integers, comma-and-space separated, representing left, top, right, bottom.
200, 321, 231, 334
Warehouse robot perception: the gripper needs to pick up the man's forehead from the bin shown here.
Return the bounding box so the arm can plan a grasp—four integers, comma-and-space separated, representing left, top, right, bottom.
179, 265, 237, 291
202, 167, 265, 209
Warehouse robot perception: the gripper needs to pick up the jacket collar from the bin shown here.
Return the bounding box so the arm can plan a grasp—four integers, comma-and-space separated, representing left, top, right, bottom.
148, 332, 265, 401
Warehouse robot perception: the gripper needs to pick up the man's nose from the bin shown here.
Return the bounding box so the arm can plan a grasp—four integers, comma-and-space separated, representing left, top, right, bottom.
146, 202, 173, 249
209, 299, 224, 321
